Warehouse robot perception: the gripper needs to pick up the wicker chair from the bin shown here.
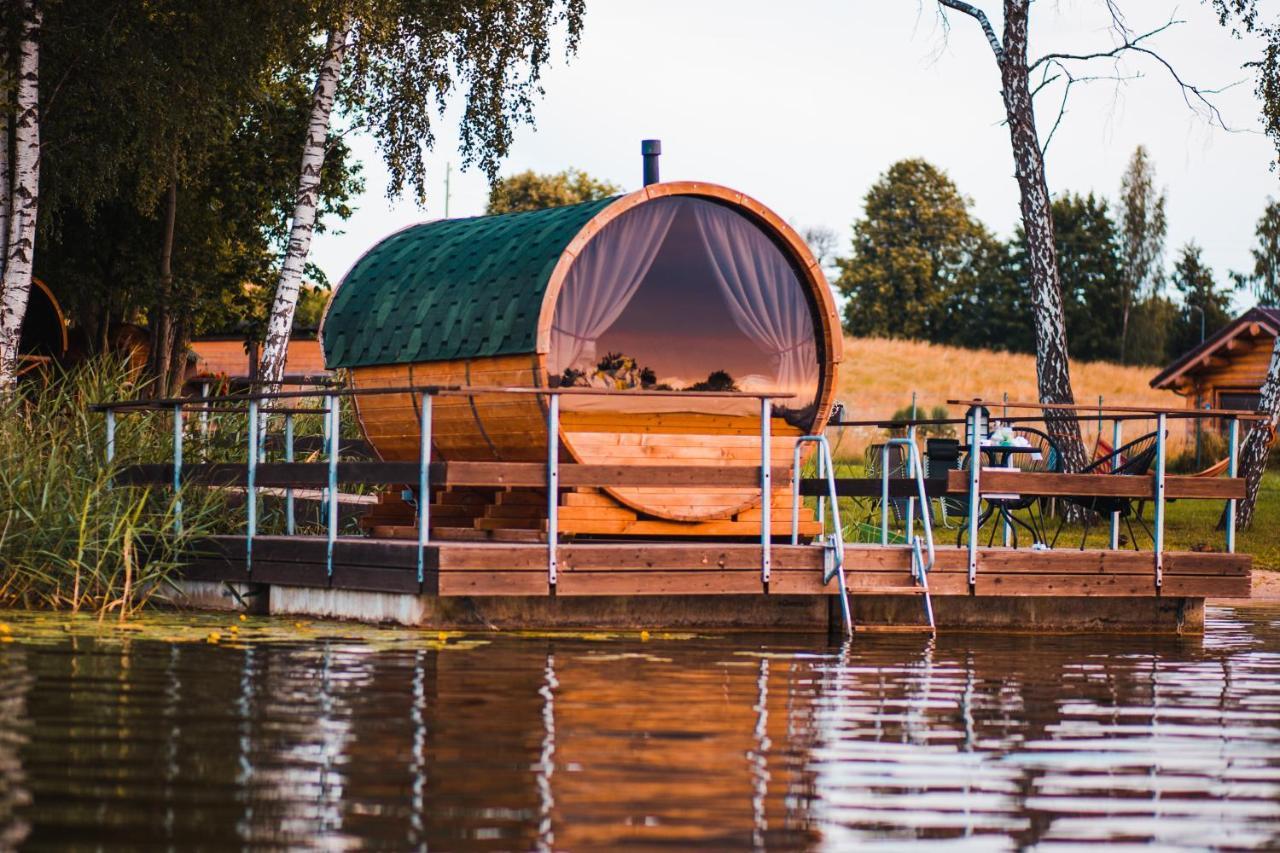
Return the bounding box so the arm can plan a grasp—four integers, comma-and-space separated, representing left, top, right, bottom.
1050, 431, 1159, 550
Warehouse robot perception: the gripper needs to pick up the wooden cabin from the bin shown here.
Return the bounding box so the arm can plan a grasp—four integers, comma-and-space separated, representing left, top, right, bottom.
321, 181, 844, 539
1150, 306, 1279, 413
186, 334, 330, 392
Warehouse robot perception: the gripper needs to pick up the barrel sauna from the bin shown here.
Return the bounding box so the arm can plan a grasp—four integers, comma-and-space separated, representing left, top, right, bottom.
321, 181, 843, 537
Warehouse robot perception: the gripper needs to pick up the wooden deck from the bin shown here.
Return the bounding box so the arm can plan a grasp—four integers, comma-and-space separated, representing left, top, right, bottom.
180, 535, 1250, 600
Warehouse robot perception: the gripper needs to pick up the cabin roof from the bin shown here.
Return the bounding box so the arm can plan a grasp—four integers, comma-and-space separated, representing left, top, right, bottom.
1150, 306, 1280, 390
322, 196, 618, 368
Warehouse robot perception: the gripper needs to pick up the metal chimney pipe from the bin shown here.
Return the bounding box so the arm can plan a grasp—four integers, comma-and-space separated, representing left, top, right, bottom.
641, 139, 661, 186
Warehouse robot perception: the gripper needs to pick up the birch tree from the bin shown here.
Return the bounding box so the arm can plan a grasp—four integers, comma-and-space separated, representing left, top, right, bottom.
260, 22, 349, 392
258, 0, 587, 392
936, 0, 1088, 471
0, 0, 41, 391
937, 1, 1229, 471
1118, 146, 1168, 364
1214, 0, 1280, 527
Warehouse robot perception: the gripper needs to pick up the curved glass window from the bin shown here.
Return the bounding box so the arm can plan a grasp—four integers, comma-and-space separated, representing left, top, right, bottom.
548, 196, 820, 426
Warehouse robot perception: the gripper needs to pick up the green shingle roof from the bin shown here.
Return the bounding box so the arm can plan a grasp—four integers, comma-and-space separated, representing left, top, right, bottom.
322, 195, 619, 368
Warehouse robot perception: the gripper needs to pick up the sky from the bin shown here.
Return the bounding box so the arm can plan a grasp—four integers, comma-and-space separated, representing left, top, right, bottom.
309, 0, 1278, 308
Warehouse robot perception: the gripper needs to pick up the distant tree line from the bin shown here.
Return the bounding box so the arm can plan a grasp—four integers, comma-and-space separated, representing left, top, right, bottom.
832, 148, 1277, 367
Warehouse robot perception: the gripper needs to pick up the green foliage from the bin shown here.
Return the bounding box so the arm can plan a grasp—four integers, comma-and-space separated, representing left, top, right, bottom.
1238, 198, 1280, 305
341, 0, 587, 198
486, 168, 622, 214
0, 360, 229, 617
1118, 146, 1168, 363
888, 403, 954, 437
1212, 1, 1280, 169
1052, 193, 1127, 362
36, 52, 362, 348
1168, 242, 1233, 357
837, 159, 997, 341
832, 151, 1240, 369
1126, 295, 1178, 366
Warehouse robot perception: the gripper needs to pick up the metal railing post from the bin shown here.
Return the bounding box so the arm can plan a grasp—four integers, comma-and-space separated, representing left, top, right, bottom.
1153, 413, 1167, 589
790, 438, 803, 546
418, 393, 432, 585
105, 408, 115, 465
246, 399, 258, 573
199, 382, 210, 441
326, 394, 339, 578
880, 442, 891, 546
1227, 417, 1239, 554
172, 404, 183, 534
966, 405, 983, 587
760, 396, 772, 585
284, 412, 295, 536
1109, 417, 1122, 549
547, 393, 560, 587
906, 424, 917, 543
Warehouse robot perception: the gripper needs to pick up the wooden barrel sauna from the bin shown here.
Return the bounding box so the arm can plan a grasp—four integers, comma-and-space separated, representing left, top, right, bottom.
322, 181, 843, 528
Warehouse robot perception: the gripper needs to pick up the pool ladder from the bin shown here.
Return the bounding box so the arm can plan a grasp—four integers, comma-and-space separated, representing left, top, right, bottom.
791, 435, 853, 636
791, 435, 936, 636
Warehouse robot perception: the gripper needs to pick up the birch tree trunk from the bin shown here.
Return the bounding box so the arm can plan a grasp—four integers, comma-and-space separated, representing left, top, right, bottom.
0, 115, 11, 277
1232, 334, 1280, 528
258, 23, 350, 393
997, 0, 1087, 472
0, 0, 41, 392
939, 0, 1088, 472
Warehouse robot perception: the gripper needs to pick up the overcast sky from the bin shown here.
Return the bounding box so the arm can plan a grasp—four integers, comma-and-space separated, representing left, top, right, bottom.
309, 1, 1277, 308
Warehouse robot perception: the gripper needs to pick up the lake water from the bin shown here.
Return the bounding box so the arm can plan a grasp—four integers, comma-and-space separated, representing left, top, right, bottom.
1, 606, 1279, 850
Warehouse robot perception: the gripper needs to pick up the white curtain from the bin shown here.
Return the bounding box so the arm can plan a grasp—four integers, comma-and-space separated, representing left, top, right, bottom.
548, 201, 680, 377
687, 200, 819, 397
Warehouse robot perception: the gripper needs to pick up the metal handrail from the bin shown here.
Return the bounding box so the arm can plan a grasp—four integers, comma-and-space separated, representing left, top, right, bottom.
789, 434, 852, 636
881, 436, 937, 632
92, 383, 795, 412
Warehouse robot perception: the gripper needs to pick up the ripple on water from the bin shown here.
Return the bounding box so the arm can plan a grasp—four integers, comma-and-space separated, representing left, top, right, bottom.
0, 605, 1276, 849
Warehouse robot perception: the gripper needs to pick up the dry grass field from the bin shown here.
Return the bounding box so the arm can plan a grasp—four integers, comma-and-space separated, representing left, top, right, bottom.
830, 336, 1192, 456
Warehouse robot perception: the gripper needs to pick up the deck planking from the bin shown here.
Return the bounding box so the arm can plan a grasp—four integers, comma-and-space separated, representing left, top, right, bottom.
179, 535, 1251, 600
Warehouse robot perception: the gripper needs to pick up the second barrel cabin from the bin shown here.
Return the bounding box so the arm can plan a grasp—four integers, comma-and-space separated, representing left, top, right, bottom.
321, 179, 843, 538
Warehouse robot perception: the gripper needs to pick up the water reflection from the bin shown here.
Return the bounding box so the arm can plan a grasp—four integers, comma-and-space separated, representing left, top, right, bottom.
0, 607, 1279, 849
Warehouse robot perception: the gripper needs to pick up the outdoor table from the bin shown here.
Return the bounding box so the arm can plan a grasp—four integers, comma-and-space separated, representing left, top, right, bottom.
971, 440, 1044, 548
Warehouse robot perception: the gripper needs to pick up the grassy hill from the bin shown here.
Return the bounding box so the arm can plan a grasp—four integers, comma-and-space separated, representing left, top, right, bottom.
831, 336, 1188, 455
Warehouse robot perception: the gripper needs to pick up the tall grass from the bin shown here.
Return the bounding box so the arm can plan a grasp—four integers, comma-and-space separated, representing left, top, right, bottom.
834, 335, 1188, 457
0, 360, 228, 618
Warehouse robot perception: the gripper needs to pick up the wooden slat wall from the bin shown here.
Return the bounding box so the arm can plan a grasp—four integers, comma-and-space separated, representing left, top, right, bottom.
565, 419, 803, 521
351, 357, 813, 522
181, 536, 1252, 601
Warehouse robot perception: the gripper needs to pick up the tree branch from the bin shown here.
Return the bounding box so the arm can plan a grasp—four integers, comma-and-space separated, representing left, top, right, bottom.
937, 0, 1003, 62
1030, 16, 1235, 130
1029, 17, 1179, 71
1036, 59, 1142, 156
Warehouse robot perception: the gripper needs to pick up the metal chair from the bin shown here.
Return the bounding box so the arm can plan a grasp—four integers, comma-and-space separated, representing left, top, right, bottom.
1050, 431, 1160, 550
925, 438, 965, 528
864, 442, 907, 525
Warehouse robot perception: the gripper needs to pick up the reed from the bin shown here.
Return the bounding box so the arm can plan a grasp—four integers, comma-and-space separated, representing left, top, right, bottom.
0, 360, 229, 617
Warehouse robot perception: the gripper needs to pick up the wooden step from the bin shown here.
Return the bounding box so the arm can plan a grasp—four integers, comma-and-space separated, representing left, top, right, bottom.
483, 503, 547, 520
